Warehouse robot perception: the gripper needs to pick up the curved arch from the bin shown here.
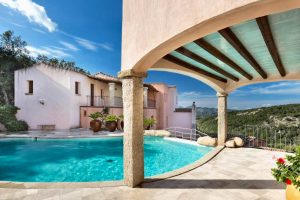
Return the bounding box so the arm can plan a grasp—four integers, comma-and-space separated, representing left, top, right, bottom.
122, 0, 300, 74
151, 59, 226, 92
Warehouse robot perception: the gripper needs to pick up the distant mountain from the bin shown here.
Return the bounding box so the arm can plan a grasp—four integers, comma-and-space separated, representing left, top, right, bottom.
197, 104, 300, 133
194, 107, 235, 118
196, 107, 218, 118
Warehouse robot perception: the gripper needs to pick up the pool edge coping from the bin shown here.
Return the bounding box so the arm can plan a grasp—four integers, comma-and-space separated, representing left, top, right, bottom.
0, 139, 224, 189
143, 145, 225, 183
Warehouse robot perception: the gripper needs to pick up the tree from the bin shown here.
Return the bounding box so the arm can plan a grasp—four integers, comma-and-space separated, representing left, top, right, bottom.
0, 30, 35, 104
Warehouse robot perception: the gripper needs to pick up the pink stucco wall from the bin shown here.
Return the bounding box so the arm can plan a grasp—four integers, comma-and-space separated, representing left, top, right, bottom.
80, 107, 157, 129
151, 84, 193, 129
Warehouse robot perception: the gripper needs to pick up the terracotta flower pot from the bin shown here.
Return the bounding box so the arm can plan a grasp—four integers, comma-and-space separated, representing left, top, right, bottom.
106, 121, 117, 132
117, 119, 123, 130
90, 120, 101, 132
286, 178, 300, 200
121, 121, 124, 129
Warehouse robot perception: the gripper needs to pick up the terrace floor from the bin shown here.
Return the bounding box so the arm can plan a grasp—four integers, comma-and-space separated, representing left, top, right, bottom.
0, 148, 286, 200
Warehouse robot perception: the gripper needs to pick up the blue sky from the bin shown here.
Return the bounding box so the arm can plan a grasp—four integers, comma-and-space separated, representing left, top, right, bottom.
0, 0, 300, 109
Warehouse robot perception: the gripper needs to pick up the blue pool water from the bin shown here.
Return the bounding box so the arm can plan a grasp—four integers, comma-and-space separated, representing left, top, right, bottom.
0, 136, 213, 182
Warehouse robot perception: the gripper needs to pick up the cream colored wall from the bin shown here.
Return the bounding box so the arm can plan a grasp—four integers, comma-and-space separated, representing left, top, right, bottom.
122, 0, 300, 93
15, 64, 115, 130
15, 64, 73, 129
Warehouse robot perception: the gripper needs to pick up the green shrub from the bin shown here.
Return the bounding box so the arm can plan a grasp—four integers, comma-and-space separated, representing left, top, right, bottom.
144, 118, 156, 126
0, 105, 28, 132
88, 112, 102, 120
105, 115, 119, 122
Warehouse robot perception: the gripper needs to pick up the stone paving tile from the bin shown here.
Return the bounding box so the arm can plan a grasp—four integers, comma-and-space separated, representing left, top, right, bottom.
0, 148, 287, 200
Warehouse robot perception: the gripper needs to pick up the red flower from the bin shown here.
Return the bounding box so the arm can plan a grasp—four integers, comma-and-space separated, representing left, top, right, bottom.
285, 179, 292, 185
277, 158, 285, 164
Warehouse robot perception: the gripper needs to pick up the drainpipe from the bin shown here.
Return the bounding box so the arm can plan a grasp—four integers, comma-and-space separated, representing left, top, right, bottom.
108, 82, 115, 107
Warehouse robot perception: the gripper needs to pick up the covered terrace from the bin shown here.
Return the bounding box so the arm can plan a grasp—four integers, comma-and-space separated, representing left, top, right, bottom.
118, 0, 300, 187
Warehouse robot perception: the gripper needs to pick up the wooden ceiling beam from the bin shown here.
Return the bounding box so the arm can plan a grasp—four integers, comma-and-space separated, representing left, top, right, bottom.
175, 47, 239, 81
256, 16, 286, 77
163, 54, 227, 83
194, 39, 253, 80
219, 28, 268, 79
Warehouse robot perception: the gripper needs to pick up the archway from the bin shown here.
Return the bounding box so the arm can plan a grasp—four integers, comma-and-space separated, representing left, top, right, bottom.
119, 1, 300, 187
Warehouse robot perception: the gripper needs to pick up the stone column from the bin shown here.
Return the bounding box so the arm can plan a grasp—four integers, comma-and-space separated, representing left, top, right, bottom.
217, 92, 228, 146
108, 82, 115, 106
118, 69, 147, 187
191, 102, 196, 129
143, 87, 148, 107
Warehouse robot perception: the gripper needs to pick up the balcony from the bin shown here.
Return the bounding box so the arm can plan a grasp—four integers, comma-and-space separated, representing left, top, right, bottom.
147, 99, 156, 108
85, 96, 156, 108
85, 96, 123, 107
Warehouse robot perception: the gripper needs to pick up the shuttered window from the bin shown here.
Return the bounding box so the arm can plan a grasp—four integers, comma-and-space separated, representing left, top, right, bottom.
75, 82, 80, 94
28, 80, 33, 94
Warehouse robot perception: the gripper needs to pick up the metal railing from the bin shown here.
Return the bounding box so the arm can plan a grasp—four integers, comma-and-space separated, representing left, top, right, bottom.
166, 125, 300, 152
114, 96, 123, 107
166, 127, 208, 141
147, 99, 156, 108
227, 125, 300, 152
85, 96, 123, 107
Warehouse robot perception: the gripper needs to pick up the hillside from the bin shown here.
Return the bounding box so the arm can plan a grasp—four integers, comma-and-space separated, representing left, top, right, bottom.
195, 107, 235, 118
197, 104, 300, 133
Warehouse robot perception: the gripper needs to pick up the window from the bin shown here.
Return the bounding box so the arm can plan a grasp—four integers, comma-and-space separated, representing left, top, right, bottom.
75, 82, 80, 95
27, 80, 33, 94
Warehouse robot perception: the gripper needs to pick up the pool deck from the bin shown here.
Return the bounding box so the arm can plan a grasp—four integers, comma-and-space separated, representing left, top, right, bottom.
0, 147, 287, 200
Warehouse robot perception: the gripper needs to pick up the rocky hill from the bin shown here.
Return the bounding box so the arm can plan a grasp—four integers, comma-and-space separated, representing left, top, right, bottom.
197, 104, 300, 133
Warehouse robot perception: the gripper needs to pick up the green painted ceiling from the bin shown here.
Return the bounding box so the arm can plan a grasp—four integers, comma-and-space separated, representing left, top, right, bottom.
169, 8, 300, 82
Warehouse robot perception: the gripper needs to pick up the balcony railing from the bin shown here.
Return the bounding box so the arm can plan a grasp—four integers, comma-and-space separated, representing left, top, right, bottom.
147, 99, 156, 108
85, 96, 123, 107
167, 125, 300, 153
85, 96, 156, 108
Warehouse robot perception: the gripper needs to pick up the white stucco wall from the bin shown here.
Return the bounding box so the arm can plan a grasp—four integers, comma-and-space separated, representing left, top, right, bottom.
14, 64, 110, 130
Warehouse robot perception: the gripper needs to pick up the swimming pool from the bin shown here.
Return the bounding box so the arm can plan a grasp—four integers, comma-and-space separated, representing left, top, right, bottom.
0, 136, 213, 182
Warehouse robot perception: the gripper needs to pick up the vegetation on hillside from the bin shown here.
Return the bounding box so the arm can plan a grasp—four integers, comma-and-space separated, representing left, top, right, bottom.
197, 104, 300, 134
0, 30, 35, 105
0, 105, 28, 132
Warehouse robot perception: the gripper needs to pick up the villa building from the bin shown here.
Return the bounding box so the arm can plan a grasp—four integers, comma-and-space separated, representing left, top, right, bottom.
14, 64, 195, 130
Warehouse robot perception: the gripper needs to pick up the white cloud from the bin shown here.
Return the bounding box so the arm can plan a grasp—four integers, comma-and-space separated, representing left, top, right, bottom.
75, 38, 97, 51
32, 28, 46, 34
178, 91, 216, 107
59, 41, 79, 51
11, 22, 24, 27
60, 31, 113, 51
26, 46, 71, 58
177, 88, 300, 110
0, 0, 57, 32
233, 81, 300, 96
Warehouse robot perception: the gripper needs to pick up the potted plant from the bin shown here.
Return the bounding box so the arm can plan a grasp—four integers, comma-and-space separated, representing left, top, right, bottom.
105, 114, 118, 132
117, 115, 124, 130
144, 117, 156, 130
272, 146, 300, 200
89, 112, 102, 132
